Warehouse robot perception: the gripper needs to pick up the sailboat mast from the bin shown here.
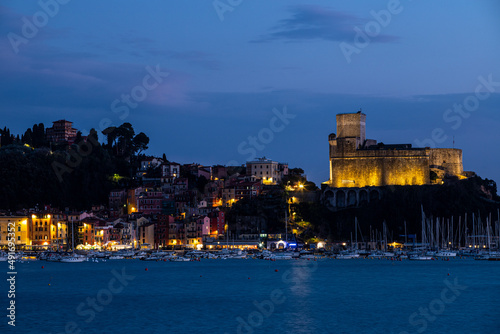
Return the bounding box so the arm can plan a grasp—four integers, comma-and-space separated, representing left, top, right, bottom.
355, 217, 358, 250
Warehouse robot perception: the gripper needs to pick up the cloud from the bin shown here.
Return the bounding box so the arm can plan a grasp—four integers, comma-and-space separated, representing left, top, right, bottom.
85, 33, 221, 70
253, 5, 399, 43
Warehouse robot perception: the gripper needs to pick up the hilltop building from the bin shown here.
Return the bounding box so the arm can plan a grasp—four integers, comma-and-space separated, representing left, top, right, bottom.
46, 120, 78, 145
246, 157, 288, 185
325, 112, 465, 188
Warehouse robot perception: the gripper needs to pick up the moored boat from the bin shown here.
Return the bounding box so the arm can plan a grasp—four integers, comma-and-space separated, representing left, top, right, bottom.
60, 255, 86, 263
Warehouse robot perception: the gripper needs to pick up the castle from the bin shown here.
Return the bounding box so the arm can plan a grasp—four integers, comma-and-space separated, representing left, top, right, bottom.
325, 112, 465, 188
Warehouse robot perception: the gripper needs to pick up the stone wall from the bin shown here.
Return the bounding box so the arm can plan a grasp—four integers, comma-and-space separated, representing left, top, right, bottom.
429, 148, 463, 177
329, 149, 430, 188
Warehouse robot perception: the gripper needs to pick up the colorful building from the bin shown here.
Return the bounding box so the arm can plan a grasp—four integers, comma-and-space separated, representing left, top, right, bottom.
0, 216, 29, 248
30, 213, 53, 246
208, 210, 225, 235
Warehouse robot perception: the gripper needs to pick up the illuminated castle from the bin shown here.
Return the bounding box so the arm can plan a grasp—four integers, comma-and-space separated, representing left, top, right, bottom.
325, 112, 465, 188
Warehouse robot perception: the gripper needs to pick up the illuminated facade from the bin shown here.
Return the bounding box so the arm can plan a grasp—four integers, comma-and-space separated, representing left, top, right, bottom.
0, 216, 29, 247
246, 158, 288, 185
326, 112, 465, 188
30, 214, 53, 246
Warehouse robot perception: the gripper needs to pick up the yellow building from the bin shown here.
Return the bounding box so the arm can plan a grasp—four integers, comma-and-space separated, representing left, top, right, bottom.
0, 216, 30, 248
30, 213, 53, 246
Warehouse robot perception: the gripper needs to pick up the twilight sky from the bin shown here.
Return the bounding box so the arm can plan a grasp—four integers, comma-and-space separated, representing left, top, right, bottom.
1, 0, 499, 185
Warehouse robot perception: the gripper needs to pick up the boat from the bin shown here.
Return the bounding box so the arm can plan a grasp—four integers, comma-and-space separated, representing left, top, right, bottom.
46, 253, 62, 262
60, 255, 86, 263
170, 257, 191, 262
409, 254, 433, 261
336, 250, 360, 259
435, 251, 457, 257
108, 255, 125, 260
336, 253, 360, 259
140, 255, 163, 261
132, 251, 148, 259
229, 250, 248, 259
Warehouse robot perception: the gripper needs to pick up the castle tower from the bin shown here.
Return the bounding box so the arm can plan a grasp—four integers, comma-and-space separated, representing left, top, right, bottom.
330, 112, 366, 158
337, 112, 366, 144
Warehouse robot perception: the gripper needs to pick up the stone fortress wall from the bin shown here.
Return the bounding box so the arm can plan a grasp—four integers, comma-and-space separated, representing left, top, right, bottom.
327, 112, 465, 188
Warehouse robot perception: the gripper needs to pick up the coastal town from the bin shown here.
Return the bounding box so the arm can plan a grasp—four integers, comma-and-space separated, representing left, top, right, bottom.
1, 117, 499, 260
0, 119, 310, 253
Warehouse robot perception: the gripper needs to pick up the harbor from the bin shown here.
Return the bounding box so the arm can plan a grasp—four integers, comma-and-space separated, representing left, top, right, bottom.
7, 256, 499, 334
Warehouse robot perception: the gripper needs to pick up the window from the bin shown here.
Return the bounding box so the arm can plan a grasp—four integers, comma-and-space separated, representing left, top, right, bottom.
18, 236, 20, 241
18, 226, 21, 232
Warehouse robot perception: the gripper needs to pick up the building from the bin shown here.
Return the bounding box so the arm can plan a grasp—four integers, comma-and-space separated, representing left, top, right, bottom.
0, 216, 29, 248
208, 210, 225, 235
95, 226, 113, 248
127, 187, 143, 214
161, 162, 181, 184
46, 120, 78, 145
140, 157, 163, 171
137, 187, 164, 215
79, 219, 97, 246
109, 189, 127, 215
235, 180, 262, 200
185, 216, 210, 249
168, 219, 185, 247
137, 218, 155, 248
30, 213, 53, 246
156, 215, 175, 248
246, 157, 288, 185
325, 112, 465, 188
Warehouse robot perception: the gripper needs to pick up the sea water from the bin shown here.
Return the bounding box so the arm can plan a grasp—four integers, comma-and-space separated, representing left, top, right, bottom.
2, 258, 499, 334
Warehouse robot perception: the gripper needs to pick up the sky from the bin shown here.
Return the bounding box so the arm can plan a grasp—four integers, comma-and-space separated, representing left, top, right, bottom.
1, 0, 499, 186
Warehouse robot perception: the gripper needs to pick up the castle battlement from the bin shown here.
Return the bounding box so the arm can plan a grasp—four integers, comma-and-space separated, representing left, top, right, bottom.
326, 112, 464, 188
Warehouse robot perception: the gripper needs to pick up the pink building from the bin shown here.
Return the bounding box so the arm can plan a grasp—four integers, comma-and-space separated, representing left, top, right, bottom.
137, 188, 164, 215
95, 226, 113, 247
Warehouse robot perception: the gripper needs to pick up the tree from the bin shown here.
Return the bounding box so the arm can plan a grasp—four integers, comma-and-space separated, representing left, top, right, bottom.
32, 123, 46, 147
102, 126, 117, 150
23, 128, 33, 146
74, 131, 83, 144
88, 128, 99, 144
133, 132, 149, 155
117, 123, 135, 156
